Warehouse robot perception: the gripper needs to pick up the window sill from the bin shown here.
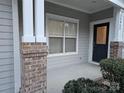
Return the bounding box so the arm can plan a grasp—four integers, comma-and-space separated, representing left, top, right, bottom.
48, 52, 78, 58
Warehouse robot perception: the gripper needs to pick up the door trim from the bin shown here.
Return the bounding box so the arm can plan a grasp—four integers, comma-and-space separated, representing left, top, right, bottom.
88, 18, 113, 65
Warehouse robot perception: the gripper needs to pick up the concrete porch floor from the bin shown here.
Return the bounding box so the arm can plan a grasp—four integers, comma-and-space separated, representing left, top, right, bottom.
47, 63, 102, 93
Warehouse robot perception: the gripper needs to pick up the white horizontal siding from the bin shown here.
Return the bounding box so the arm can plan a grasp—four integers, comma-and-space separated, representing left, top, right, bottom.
0, 12, 12, 19
0, 39, 13, 45
0, 0, 12, 6
0, 46, 13, 52
0, 71, 14, 79
0, 83, 14, 91
0, 32, 13, 39
0, 19, 12, 25
0, 64, 14, 73
0, 5, 12, 12
0, 26, 13, 33
0, 88, 14, 93
0, 0, 14, 93
0, 52, 13, 59
0, 58, 13, 65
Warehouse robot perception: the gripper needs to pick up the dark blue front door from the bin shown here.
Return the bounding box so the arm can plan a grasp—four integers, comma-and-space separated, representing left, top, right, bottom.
92, 23, 109, 62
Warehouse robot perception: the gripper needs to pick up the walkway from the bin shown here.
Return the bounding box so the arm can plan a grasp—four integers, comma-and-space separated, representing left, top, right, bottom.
47, 63, 102, 93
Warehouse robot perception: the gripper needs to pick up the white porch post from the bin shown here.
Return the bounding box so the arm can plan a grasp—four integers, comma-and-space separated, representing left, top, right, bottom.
120, 9, 124, 41
35, 0, 46, 42
22, 0, 35, 42
110, 8, 124, 58
114, 7, 124, 42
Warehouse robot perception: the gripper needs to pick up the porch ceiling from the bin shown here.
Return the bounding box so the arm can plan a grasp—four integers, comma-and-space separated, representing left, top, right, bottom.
45, 0, 113, 14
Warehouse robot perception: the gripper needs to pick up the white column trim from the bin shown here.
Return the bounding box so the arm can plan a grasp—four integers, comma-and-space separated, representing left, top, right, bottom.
35, 0, 46, 42
22, 0, 35, 42
114, 7, 124, 42
114, 7, 121, 41
12, 0, 21, 92
120, 9, 124, 41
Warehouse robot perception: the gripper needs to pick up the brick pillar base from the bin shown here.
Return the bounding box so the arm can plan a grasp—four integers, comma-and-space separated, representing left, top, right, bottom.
110, 42, 124, 58
20, 43, 47, 93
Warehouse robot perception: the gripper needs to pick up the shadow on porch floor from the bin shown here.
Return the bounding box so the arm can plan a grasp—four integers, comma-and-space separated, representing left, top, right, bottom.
47, 63, 102, 93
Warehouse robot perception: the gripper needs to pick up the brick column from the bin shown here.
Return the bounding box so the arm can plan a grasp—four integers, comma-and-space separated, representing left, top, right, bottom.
110, 42, 124, 58
20, 43, 47, 93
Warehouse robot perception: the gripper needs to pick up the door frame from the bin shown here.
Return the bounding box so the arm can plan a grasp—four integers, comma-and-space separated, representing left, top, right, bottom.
88, 18, 113, 65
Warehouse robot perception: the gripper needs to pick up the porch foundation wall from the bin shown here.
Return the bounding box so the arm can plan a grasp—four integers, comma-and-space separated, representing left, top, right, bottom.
20, 43, 47, 93
110, 42, 124, 58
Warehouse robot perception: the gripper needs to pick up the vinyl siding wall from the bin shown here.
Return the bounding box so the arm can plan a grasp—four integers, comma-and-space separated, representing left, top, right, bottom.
0, 0, 14, 93
45, 2, 90, 69
90, 7, 114, 21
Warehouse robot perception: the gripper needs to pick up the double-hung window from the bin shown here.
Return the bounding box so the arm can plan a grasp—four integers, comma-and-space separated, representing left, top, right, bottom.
47, 14, 79, 55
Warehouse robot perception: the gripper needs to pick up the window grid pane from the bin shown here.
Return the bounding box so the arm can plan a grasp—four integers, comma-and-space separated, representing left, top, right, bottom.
48, 19, 64, 36
65, 38, 76, 52
65, 22, 77, 37
49, 37, 63, 54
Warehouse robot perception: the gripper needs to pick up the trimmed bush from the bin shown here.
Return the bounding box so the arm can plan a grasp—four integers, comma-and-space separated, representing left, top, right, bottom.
100, 59, 124, 93
63, 78, 116, 93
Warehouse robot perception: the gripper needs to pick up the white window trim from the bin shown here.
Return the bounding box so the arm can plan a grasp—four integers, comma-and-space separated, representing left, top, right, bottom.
46, 13, 79, 57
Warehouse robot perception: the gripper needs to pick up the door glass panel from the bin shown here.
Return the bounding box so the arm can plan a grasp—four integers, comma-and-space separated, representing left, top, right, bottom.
96, 26, 107, 44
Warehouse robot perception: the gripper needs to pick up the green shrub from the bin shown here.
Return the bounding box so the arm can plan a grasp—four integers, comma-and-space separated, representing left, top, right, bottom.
63, 78, 116, 93
100, 58, 124, 93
